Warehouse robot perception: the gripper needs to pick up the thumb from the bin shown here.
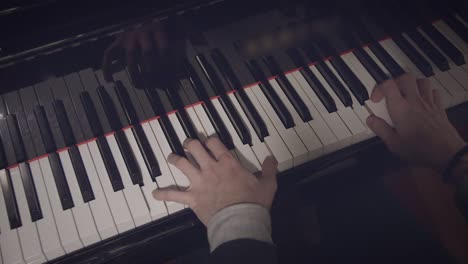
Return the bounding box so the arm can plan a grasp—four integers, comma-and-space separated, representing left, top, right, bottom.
366, 115, 399, 148
152, 186, 192, 206
260, 156, 278, 187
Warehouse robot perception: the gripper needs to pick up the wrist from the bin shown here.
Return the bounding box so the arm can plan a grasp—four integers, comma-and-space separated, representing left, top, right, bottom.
207, 203, 272, 252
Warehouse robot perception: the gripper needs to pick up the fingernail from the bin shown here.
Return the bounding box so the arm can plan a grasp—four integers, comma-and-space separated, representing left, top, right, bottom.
183, 138, 193, 148
167, 153, 179, 165
152, 189, 158, 199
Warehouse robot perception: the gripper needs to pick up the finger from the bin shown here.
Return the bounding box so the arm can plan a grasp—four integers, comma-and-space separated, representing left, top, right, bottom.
152, 186, 192, 205
183, 139, 215, 168
366, 115, 399, 148
433, 89, 443, 110
396, 73, 420, 101
167, 153, 200, 179
205, 136, 231, 160
371, 79, 404, 104
259, 156, 278, 187
102, 36, 124, 82
416, 78, 434, 106
136, 31, 155, 74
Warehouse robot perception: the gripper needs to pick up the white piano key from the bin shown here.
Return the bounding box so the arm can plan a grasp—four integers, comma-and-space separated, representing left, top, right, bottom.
292, 70, 354, 147
123, 128, 168, 220
141, 121, 184, 214
106, 133, 151, 227
57, 150, 100, 246
248, 83, 309, 165
38, 157, 82, 253
227, 93, 272, 165
324, 61, 375, 140
87, 140, 134, 233
455, 14, 468, 28
0, 169, 24, 264
10, 166, 46, 264
148, 119, 189, 193
309, 65, 368, 144
167, 113, 193, 187
244, 87, 294, 171
210, 99, 262, 172
269, 79, 323, 159
184, 105, 209, 142
379, 38, 453, 108
188, 103, 240, 160
0, 244, 3, 264
249, 84, 309, 166
77, 144, 117, 240
285, 74, 341, 154
402, 33, 467, 105
28, 160, 64, 260
340, 53, 394, 126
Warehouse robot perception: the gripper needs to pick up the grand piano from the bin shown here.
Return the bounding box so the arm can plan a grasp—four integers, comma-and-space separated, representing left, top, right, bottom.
0, 0, 468, 263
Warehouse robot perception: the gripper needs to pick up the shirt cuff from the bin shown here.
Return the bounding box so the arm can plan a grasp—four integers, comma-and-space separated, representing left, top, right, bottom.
207, 203, 273, 252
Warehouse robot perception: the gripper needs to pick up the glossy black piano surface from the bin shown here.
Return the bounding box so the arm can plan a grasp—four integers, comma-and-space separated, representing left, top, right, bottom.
0, 0, 468, 263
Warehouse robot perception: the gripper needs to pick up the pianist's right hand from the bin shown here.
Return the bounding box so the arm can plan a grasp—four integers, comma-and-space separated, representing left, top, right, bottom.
366, 73, 467, 175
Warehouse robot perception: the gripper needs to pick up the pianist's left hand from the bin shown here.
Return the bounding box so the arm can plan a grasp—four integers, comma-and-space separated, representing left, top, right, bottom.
152, 137, 278, 226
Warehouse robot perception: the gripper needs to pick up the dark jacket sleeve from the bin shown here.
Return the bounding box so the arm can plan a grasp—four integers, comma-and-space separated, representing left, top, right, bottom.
208, 239, 277, 264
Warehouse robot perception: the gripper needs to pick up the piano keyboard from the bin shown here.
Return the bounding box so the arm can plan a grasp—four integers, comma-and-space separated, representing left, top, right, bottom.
1, 10, 468, 264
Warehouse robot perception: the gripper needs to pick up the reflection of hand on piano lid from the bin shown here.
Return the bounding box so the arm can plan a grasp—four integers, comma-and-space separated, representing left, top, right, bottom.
102, 18, 187, 89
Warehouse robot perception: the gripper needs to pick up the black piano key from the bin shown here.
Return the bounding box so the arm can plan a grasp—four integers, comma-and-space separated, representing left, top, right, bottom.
49, 77, 86, 143
286, 48, 337, 113
145, 88, 186, 157
421, 24, 465, 66
98, 85, 142, 184
96, 136, 124, 191
19, 87, 46, 156
48, 152, 74, 210
0, 118, 17, 165
52, 101, 75, 147
34, 82, 67, 150
81, 91, 125, 191
160, 115, 186, 157
114, 81, 140, 125
113, 130, 142, 184
80, 92, 104, 137
114, 82, 161, 181
0, 139, 6, 169
0, 169, 22, 229
97, 86, 124, 132
353, 47, 389, 84
53, 98, 99, 200
132, 125, 161, 181
368, 42, 406, 78
4, 92, 37, 160
406, 30, 449, 71
34, 106, 57, 153
166, 88, 199, 140
263, 55, 312, 122
445, 16, 468, 44
329, 56, 369, 105
64, 74, 94, 140
68, 145, 95, 203
196, 54, 251, 145
211, 49, 269, 141
393, 35, 434, 77
79, 70, 114, 134
245, 59, 295, 128
303, 46, 354, 107
184, 62, 234, 149
18, 163, 42, 221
